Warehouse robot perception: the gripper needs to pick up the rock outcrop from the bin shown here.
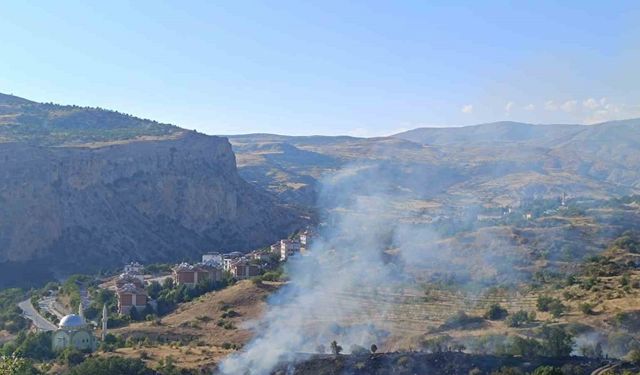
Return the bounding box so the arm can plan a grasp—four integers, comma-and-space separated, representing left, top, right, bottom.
0, 129, 301, 287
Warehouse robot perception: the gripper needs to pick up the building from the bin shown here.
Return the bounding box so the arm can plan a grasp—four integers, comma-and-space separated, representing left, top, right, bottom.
230, 260, 261, 280
270, 243, 280, 254
117, 283, 148, 314
124, 262, 143, 274
115, 272, 145, 289
299, 229, 315, 249
222, 252, 243, 272
202, 252, 223, 264
52, 309, 97, 352
280, 239, 301, 261
173, 262, 224, 287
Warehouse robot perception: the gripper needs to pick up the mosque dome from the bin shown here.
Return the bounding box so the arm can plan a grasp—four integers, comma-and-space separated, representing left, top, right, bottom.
58, 314, 86, 329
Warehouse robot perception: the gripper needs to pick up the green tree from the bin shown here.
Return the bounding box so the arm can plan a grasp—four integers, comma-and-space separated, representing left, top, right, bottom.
484, 304, 508, 320
0, 355, 40, 375
539, 326, 573, 357
129, 306, 140, 321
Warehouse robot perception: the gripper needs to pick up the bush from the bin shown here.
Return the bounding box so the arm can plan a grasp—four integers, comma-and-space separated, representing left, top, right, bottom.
506, 310, 534, 328
66, 357, 154, 375
579, 303, 594, 315
58, 348, 85, 366
0, 355, 40, 375
484, 304, 508, 320
548, 300, 566, 318
536, 296, 554, 312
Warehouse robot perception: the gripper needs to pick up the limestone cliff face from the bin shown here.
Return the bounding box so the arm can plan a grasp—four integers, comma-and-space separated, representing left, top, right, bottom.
0, 131, 301, 283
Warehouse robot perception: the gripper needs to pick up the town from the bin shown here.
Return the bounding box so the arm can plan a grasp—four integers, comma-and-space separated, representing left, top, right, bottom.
17, 229, 316, 354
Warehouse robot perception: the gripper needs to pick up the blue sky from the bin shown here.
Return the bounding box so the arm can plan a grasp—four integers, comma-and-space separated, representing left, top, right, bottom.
1, 1, 639, 136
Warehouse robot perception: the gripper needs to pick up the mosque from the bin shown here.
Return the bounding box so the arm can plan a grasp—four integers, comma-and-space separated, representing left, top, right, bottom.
51, 304, 108, 352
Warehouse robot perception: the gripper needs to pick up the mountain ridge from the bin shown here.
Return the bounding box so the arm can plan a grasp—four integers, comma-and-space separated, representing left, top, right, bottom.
0, 93, 303, 287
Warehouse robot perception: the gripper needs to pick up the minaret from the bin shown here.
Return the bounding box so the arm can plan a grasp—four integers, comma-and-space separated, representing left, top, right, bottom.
101, 304, 108, 341
78, 303, 84, 320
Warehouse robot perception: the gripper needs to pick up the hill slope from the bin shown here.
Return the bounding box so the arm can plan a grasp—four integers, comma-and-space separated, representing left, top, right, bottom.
227, 119, 640, 208
0, 93, 302, 287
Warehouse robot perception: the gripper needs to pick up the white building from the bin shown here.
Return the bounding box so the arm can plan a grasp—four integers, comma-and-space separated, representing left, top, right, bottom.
280, 239, 301, 261
124, 262, 143, 274
202, 252, 223, 265
52, 311, 96, 352
222, 252, 243, 271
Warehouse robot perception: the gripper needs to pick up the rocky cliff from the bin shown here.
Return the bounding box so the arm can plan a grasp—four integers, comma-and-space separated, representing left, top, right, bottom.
0, 94, 302, 287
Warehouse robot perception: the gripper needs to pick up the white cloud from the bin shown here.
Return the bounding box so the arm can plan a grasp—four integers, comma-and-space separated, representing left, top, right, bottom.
560, 100, 578, 113
544, 100, 558, 111
523, 103, 535, 111
504, 101, 515, 113
582, 98, 607, 111
461, 104, 473, 114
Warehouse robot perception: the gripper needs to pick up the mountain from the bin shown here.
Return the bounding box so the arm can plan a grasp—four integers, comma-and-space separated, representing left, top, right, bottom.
0, 93, 303, 287
226, 119, 640, 210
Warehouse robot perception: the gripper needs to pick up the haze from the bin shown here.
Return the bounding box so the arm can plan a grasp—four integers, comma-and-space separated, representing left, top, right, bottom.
2, 1, 639, 136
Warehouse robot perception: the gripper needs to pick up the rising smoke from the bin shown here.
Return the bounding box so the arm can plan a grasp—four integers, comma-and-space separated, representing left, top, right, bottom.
218, 162, 523, 374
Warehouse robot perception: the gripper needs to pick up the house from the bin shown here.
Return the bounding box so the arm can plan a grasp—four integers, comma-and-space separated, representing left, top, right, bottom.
117, 283, 148, 314
280, 239, 301, 261
299, 229, 315, 248
222, 252, 243, 272
115, 272, 145, 289
270, 243, 280, 254
173, 262, 224, 287
230, 260, 261, 280
202, 252, 222, 264
124, 262, 143, 274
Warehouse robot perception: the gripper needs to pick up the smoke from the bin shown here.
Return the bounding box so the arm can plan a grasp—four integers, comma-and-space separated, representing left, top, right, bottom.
218, 162, 525, 374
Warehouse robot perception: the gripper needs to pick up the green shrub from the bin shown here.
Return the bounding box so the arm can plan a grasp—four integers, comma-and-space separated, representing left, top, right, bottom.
484, 304, 508, 320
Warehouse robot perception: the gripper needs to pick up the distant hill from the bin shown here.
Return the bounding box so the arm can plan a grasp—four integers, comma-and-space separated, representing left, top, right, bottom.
0, 92, 179, 145
226, 119, 640, 208
0, 93, 303, 287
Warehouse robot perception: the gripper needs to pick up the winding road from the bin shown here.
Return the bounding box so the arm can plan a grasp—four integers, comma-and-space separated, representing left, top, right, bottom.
591, 362, 620, 375
18, 299, 56, 332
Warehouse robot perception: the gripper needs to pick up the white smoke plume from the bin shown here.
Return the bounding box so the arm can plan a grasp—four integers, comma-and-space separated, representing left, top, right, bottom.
218, 162, 521, 374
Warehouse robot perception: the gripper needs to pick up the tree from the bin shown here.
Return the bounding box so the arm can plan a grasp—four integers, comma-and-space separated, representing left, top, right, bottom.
537, 296, 555, 312
506, 310, 531, 328
548, 300, 566, 318
370, 344, 378, 354
145, 281, 162, 300
0, 355, 39, 375
539, 326, 573, 357
129, 306, 140, 321
58, 348, 85, 366
330, 340, 342, 356
485, 304, 508, 320
315, 344, 326, 354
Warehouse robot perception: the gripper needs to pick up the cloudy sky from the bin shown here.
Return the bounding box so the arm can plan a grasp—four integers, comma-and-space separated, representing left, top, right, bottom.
1, 1, 639, 136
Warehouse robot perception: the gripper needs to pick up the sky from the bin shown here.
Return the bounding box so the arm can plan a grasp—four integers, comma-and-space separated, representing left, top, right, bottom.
1, 1, 639, 136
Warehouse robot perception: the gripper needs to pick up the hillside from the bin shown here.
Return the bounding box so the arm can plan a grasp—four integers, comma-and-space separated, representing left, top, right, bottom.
0, 93, 303, 287
0, 93, 179, 146
227, 119, 640, 209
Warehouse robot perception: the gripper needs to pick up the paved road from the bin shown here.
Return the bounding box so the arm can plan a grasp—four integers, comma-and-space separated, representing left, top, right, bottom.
38, 295, 66, 319
18, 299, 56, 332
591, 362, 620, 375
